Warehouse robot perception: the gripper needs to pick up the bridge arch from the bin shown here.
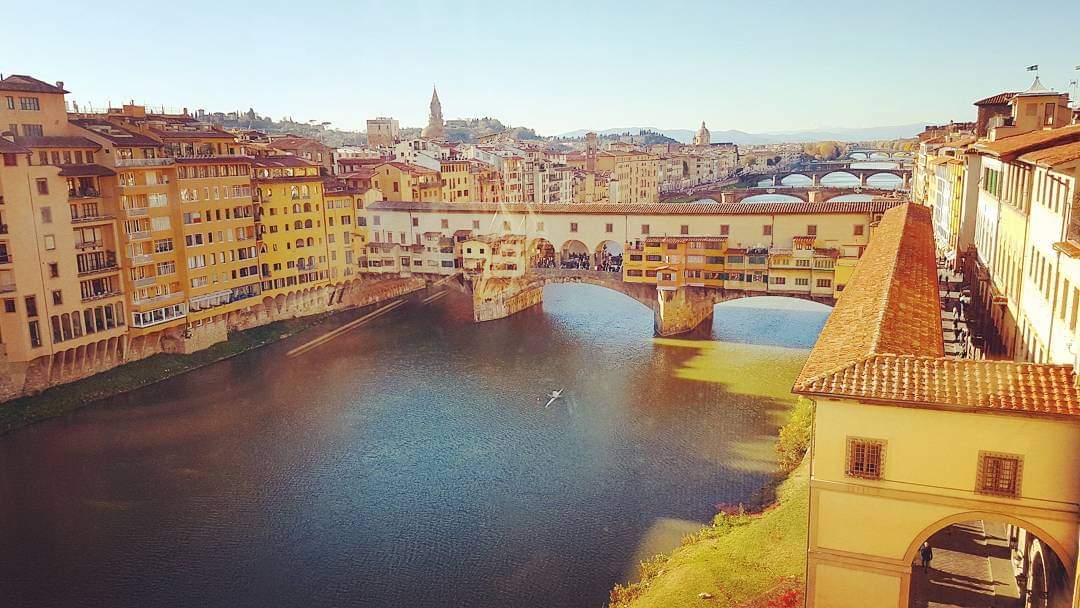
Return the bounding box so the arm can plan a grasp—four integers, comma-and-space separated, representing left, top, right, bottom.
594, 240, 623, 273
865, 172, 904, 188
819, 170, 861, 184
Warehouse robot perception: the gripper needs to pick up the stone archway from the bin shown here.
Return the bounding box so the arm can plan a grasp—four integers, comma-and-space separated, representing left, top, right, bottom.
528, 237, 556, 269
559, 239, 589, 269
594, 239, 623, 273
903, 513, 1075, 608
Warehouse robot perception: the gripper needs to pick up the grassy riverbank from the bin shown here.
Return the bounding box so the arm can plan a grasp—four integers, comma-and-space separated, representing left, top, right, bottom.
0, 313, 333, 435
609, 399, 813, 608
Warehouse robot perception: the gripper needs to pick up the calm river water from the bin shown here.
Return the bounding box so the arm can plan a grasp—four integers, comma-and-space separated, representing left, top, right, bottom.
0, 285, 828, 608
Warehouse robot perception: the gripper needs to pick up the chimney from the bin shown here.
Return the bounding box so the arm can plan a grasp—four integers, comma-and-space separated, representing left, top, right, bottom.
55, 81, 63, 90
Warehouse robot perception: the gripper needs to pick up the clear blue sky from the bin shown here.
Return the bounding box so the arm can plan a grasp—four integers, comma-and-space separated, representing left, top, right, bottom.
3, 0, 1078, 136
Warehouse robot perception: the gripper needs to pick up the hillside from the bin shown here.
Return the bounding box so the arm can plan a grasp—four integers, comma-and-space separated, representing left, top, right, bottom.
558, 123, 927, 145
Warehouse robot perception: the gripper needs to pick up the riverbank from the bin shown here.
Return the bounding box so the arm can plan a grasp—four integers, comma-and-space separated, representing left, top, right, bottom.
0, 313, 335, 435
609, 399, 813, 608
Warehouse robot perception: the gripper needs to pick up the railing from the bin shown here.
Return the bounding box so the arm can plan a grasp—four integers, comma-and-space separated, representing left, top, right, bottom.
127, 230, 151, 241
125, 207, 149, 217
0, 254, 11, 265
129, 253, 153, 264
75, 240, 102, 250
68, 189, 102, 199
81, 290, 122, 303
78, 263, 119, 277
115, 158, 175, 168
132, 292, 182, 306
71, 214, 115, 224
132, 276, 156, 288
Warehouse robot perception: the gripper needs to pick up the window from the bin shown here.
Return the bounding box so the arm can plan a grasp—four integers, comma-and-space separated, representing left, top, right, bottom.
3, 299, 14, 313
441, 219, 449, 229
807, 225, 817, 236
763, 225, 772, 236
35, 178, 49, 195
976, 452, 1022, 498
854, 224, 865, 236
28, 320, 42, 347
18, 97, 40, 111
606, 223, 614, 233
795, 277, 809, 286
570, 222, 578, 233
51, 290, 63, 305
845, 438, 885, 479
24, 296, 38, 317
48, 263, 59, 278
4, 96, 13, 110
641, 224, 650, 235
412, 217, 419, 227
816, 278, 832, 288
720, 224, 730, 235
40, 207, 53, 223
21, 124, 43, 137
43, 235, 56, 250
680, 225, 689, 235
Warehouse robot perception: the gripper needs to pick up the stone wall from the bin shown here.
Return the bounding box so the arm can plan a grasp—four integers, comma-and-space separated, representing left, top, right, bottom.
0, 276, 425, 404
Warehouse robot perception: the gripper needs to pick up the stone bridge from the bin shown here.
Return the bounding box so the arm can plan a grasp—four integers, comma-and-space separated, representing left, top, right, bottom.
460, 268, 834, 336
691, 186, 901, 204
747, 166, 911, 189
847, 149, 915, 160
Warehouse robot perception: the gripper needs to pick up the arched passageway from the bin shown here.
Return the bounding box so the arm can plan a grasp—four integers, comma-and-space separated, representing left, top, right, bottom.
560, 239, 589, 269
529, 238, 556, 268
908, 518, 1074, 608
594, 240, 623, 273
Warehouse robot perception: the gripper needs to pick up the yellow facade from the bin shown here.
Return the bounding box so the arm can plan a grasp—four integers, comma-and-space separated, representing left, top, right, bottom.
371, 162, 441, 202
252, 157, 330, 297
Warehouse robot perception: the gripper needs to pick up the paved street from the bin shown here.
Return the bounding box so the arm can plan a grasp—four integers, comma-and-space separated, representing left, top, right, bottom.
910, 521, 1022, 608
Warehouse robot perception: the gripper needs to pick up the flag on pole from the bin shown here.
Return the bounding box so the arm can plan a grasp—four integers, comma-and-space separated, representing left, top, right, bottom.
1026, 65, 1039, 71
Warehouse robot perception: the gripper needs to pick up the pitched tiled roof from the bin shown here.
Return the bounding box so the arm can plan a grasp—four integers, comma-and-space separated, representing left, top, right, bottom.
0, 138, 30, 154
974, 92, 1017, 106
251, 155, 318, 168
70, 119, 164, 147
13, 135, 101, 149
366, 199, 904, 216
57, 163, 115, 177
0, 75, 68, 94
794, 203, 1080, 418
977, 125, 1080, 160
1017, 141, 1080, 167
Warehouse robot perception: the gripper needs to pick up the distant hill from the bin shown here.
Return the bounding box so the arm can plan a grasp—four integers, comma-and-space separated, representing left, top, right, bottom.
556, 124, 927, 145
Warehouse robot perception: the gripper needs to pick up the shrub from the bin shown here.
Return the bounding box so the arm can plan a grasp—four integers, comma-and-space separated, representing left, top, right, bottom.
775, 398, 814, 472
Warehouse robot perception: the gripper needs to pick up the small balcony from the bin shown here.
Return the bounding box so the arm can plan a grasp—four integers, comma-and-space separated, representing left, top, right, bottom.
127, 230, 151, 241
71, 213, 116, 225
125, 207, 149, 218
129, 253, 153, 264
75, 240, 103, 250
115, 157, 175, 168
68, 187, 102, 200
133, 292, 182, 306
132, 276, 156, 288
81, 290, 123, 303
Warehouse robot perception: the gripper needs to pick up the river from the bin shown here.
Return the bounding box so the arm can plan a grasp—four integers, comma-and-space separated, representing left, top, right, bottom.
0, 285, 829, 608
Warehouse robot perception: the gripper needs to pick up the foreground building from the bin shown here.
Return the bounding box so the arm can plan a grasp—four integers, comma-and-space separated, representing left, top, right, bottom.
797, 203, 1079, 608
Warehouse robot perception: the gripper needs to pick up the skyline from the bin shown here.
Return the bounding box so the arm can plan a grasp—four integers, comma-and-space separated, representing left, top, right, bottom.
2, 0, 1080, 136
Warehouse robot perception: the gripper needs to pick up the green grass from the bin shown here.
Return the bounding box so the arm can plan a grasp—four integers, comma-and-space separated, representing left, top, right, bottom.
0, 314, 332, 435
610, 460, 809, 607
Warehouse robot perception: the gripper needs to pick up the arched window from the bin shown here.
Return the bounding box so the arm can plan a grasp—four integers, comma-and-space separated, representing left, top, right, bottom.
306, 237, 314, 247
290, 185, 299, 199
304, 219, 313, 228
294, 220, 303, 230
292, 204, 301, 213
295, 239, 305, 248
303, 203, 312, 212
301, 185, 310, 198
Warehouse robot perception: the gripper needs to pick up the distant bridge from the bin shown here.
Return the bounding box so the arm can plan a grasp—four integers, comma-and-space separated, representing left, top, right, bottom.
745, 166, 911, 189
847, 149, 914, 160
689, 186, 902, 204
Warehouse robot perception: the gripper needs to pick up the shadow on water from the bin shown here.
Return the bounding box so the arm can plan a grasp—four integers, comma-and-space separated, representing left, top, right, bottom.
0, 283, 830, 608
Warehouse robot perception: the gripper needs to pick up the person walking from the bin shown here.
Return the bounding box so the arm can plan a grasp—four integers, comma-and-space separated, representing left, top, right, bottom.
919, 541, 933, 570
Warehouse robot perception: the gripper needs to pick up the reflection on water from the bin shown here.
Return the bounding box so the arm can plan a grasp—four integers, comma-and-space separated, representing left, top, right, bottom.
0, 285, 829, 608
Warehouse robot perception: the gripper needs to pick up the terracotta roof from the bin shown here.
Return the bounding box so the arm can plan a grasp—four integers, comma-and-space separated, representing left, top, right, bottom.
13, 135, 100, 149
794, 203, 1080, 418
977, 125, 1080, 160
795, 203, 942, 388
251, 155, 318, 168
0, 138, 30, 154
0, 74, 68, 94
366, 199, 904, 216
70, 119, 164, 147
57, 163, 115, 177
175, 155, 252, 165
974, 92, 1017, 106
374, 161, 438, 175
802, 356, 1080, 417
1017, 141, 1080, 167
150, 127, 235, 140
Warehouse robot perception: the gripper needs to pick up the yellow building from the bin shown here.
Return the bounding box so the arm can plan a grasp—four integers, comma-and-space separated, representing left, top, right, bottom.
371, 161, 441, 202
252, 156, 330, 297
797, 204, 1080, 608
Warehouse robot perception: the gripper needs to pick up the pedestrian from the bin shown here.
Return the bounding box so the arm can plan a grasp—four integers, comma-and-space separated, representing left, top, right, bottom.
919, 541, 933, 570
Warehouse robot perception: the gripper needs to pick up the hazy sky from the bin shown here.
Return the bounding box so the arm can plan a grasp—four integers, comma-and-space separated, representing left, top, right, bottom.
3, 0, 1078, 135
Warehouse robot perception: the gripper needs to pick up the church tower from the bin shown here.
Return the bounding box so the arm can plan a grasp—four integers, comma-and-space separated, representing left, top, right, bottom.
693, 121, 711, 146
421, 86, 445, 140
